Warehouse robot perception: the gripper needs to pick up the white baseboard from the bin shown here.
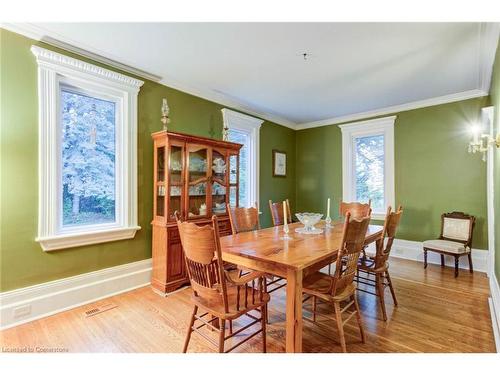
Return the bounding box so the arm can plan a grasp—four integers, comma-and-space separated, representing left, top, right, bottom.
0, 258, 152, 330
387, 239, 489, 273
490, 273, 500, 353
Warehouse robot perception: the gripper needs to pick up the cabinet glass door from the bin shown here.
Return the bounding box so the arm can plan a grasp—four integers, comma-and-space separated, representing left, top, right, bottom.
168, 144, 183, 221
211, 149, 227, 215
156, 146, 166, 217
228, 152, 239, 207
187, 146, 208, 218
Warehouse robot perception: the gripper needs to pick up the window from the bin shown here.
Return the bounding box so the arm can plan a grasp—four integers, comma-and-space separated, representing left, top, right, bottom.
222, 109, 263, 208
228, 129, 249, 206
61, 89, 116, 227
32, 46, 144, 251
339, 116, 395, 220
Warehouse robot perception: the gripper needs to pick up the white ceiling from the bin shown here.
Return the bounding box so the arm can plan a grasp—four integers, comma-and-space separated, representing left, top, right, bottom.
5, 22, 499, 128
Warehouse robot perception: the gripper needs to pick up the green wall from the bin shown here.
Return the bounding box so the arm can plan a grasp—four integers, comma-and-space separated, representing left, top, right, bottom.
296, 97, 489, 250
0, 29, 296, 292
490, 38, 500, 283
1, 27, 495, 293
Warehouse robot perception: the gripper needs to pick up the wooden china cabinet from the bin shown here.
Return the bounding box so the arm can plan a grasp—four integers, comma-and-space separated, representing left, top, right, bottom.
151, 130, 242, 295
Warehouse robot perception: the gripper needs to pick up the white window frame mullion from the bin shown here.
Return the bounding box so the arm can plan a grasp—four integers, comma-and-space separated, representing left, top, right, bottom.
222, 108, 263, 208
339, 116, 396, 220
31, 45, 144, 251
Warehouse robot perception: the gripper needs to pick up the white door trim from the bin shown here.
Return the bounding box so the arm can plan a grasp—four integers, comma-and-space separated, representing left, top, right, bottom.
483, 106, 495, 277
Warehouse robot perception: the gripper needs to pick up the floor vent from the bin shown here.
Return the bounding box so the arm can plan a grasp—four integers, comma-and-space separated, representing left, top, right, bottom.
84, 303, 117, 318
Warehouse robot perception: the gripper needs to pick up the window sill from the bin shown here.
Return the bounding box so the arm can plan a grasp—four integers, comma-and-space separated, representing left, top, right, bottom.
36, 226, 141, 252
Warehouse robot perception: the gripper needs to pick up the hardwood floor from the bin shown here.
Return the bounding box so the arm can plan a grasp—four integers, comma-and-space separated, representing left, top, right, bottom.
0, 258, 495, 353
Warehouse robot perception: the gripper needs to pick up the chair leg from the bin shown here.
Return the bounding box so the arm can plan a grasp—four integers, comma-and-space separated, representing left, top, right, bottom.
353, 294, 365, 344
376, 274, 387, 321
261, 305, 267, 353
183, 305, 197, 353
218, 318, 226, 353
386, 271, 398, 306
423, 249, 428, 269
454, 256, 459, 278
312, 295, 317, 322
229, 321, 233, 335
328, 263, 332, 275
334, 301, 347, 353
440, 254, 445, 267
468, 253, 473, 273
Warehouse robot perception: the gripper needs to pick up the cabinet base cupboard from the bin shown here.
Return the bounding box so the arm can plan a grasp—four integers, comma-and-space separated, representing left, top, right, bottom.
151, 130, 242, 294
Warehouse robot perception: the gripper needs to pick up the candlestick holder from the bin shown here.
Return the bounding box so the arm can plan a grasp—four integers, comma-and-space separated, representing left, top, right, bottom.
325, 215, 332, 228
282, 223, 291, 240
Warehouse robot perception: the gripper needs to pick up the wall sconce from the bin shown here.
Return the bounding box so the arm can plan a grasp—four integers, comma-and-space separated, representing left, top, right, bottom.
468, 127, 499, 161
467, 107, 498, 162
161, 98, 170, 131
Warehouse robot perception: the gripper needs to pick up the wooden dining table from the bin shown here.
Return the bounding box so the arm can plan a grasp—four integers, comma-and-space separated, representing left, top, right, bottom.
219, 220, 383, 353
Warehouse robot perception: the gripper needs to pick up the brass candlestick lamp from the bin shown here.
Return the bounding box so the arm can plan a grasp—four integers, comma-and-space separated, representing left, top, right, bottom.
161, 98, 170, 131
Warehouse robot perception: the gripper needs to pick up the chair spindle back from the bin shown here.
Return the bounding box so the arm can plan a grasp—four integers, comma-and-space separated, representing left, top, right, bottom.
175, 212, 229, 313
331, 212, 371, 295
374, 205, 403, 268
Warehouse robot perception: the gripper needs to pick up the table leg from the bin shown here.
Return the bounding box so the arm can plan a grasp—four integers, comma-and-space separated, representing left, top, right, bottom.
285, 268, 303, 353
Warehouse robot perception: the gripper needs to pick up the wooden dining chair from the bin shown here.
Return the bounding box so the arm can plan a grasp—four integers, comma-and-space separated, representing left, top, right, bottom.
269, 199, 292, 226
227, 203, 286, 297
357, 205, 403, 321
339, 199, 371, 219
302, 212, 370, 352
422, 211, 475, 277
227, 203, 260, 234
176, 212, 270, 353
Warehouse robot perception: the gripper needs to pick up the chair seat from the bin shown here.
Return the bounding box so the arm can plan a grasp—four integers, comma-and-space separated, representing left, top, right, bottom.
303, 271, 356, 302
423, 239, 469, 254
192, 284, 270, 320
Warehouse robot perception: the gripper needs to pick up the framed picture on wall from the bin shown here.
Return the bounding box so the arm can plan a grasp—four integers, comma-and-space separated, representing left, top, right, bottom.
272, 150, 287, 177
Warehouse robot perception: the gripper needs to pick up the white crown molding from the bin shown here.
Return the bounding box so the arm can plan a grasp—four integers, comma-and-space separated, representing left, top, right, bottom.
31, 45, 144, 90
0, 258, 152, 330
3, 23, 497, 132
2, 23, 298, 129
295, 89, 489, 130
2, 22, 162, 82
478, 22, 500, 93
159, 76, 298, 129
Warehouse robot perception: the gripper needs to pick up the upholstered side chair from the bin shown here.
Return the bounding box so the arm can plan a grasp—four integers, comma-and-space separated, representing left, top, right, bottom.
422, 212, 475, 277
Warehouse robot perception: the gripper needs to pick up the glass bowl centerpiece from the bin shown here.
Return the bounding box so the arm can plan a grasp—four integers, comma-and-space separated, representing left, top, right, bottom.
295, 213, 324, 234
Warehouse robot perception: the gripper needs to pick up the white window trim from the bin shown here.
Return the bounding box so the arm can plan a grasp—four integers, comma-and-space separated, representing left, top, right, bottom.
222, 108, 263, 208
339, 116, 396, 220
31, 46, 144, 251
